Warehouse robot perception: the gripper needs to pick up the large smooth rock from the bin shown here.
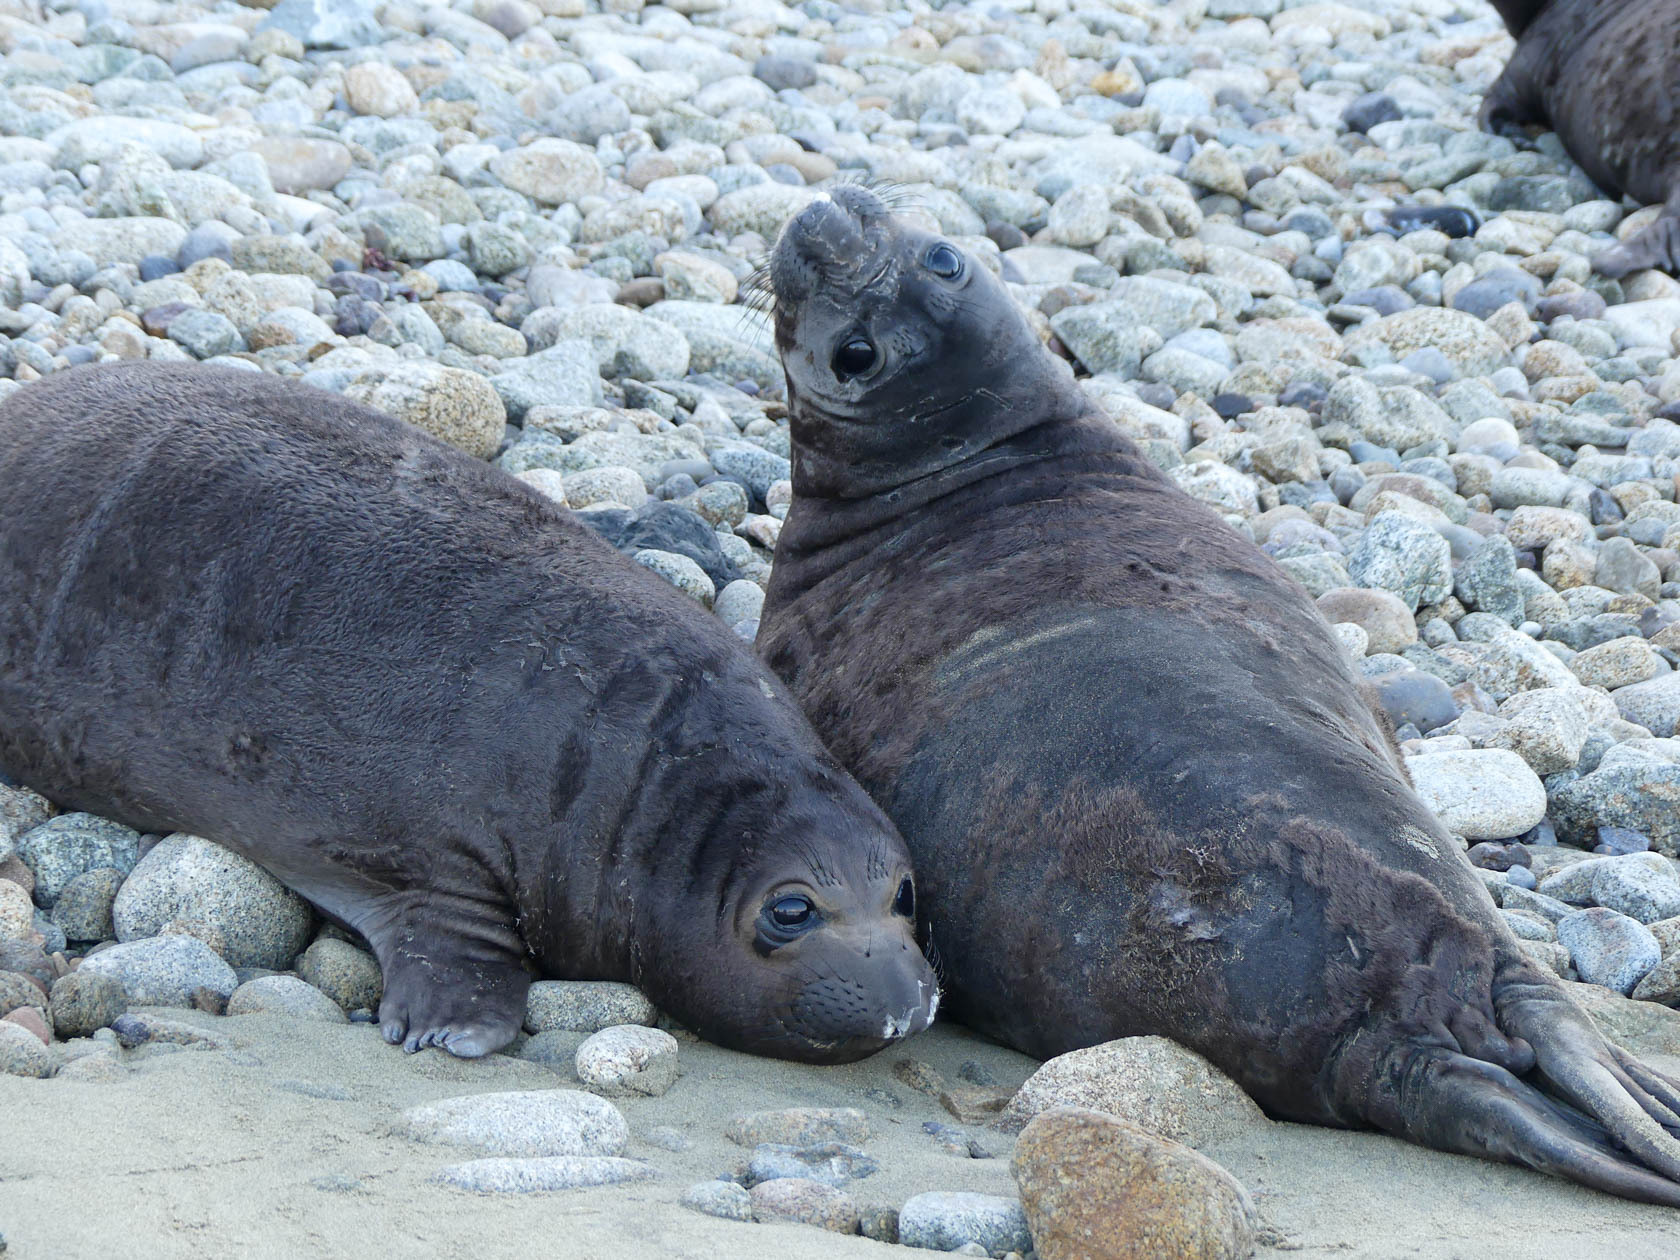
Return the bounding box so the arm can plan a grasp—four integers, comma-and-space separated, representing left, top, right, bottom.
77, 935, 237, 1007
435, 1155, 654, 1193
15, 814, 140, 908
226, 975, 348, 1023
997, 1037, 1266, 1146
113, 833, 314, 970
897, 1191, 1032, 1255
402, 1090, 628, 1158
1013, 1107, 1258, 1260
1405, 748, 1547, 840
574, 1025, 679, 1097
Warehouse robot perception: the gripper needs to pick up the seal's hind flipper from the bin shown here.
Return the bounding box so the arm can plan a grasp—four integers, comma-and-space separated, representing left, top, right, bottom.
1609, 1045, 1680, 1132
1490, 978, 1680, 1196
1593, 195, 1680, 277
364, 892, 533, 1058
1388, 1046, 1680, 1206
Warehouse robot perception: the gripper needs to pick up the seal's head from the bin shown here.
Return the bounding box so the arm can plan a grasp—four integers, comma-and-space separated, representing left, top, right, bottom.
769, 183, 1082, 498
626, 738, 938, 1064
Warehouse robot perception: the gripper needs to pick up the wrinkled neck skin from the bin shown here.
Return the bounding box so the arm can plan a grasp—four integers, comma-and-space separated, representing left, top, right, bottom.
777, 344, 1102, 582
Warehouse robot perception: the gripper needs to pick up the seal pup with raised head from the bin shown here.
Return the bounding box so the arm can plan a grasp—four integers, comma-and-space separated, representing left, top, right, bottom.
0, 362, 936, 1063
756, 184, 1680, 1204
1480, 0, 1680, 277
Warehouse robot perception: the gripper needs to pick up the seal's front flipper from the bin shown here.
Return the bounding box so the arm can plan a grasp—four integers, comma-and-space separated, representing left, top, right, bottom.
1593, 193, 1680, 277
1386, 1046, 1680, 1207
366, 892, 532, 1058
1477, 70, 1544, 147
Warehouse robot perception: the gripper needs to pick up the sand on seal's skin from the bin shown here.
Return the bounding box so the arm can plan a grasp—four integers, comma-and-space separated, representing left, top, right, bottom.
1, 1014, 1677, 1259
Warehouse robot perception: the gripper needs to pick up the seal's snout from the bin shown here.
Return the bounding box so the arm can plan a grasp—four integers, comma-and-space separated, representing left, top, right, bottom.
784, 193, 866, 268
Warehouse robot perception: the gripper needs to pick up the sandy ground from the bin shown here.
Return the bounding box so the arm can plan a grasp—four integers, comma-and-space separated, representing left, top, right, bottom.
2, 1014, 1678, 1260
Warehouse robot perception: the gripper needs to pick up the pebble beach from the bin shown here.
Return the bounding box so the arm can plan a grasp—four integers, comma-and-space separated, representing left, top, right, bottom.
4, 0, 1680, 1254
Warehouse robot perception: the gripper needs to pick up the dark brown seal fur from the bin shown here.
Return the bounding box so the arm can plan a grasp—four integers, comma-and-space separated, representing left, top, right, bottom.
756, 185, 1680, 1204
0, 361, 936, 1062
1481, 0, 1680, 276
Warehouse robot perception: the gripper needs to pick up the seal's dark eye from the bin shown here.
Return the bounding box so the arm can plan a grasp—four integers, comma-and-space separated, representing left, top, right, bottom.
832, 337, 876, 380
924, 243, 962, 279
893, 877, 915, 919
769, 895, 815, 929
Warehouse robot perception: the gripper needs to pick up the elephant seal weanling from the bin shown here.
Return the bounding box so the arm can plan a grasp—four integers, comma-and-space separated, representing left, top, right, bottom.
756, 184, 1680, 1205
1481, 0, 1680, 277
0, 362, 936, 1063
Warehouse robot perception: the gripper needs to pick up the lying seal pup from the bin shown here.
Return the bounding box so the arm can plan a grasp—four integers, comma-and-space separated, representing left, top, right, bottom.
756, 185, 1680, 1204
0, 362, 936, 1063
1480, 0, 1680, 277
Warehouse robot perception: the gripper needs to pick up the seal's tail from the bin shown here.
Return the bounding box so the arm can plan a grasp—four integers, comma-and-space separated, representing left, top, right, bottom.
1375, 976, 1680, 1206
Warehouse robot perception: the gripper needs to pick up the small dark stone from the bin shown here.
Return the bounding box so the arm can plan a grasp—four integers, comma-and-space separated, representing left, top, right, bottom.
176, 224, 234, 268
110, 1013, 152, 1048
1340, 285, 1413, 316
1329, 465, 1365, 505
1467, 841, 1532, 871
1451, 267, 1542, 319
734, 379, 760, 396
62, 345, 96, 367
1341, 91, 1401, 133
140, 301, 191, 336
615, 277, 664, 308
1505, 866, 1538, 890
1381, 205, 1479, 238
753, 54, 818, 92
658, 473, 701, 501
985, 221, 1027, 252
1518, 818, 1558, 847
325, 272, 386, 302
137, 254, 180, 282
190, 986, 228, 1016
1392, 721, 1422, 742
1348, 440, 1401, 466
581, 501, 740, 588
1588, 487, 1624, 526
1292, 256, 1334, 284
1134, 382, 1177, 410
1278, 379, 1327, 410
1277, 480, 1337, 508
765, 163, 806, 186
1535, 290, 1607, 323
858, 1206, 899, 1244
1595, 826, 1651, 856
659, 458, 714, 485
334, 295, 380, 337
1371, 670, 1459, 734
1210, 392, 1251, 420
